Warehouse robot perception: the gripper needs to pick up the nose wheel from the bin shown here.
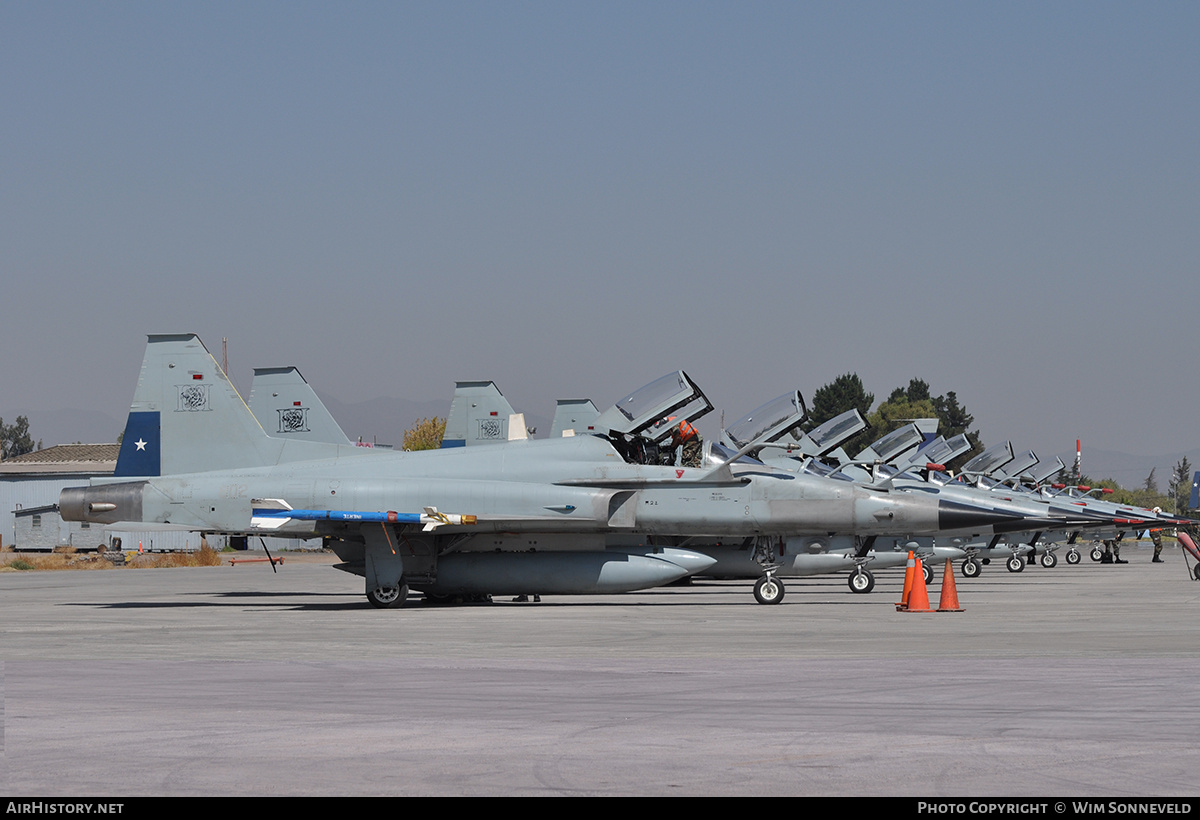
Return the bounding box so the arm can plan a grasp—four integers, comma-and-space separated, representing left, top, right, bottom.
1006, 554, 1025, 573
961, 558, 982, 578
847, 568, 875, 594
753, 575, 785, 605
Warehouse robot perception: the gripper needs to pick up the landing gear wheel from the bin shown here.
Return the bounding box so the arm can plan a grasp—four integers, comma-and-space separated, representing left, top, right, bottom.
1006, 555, 1025, 573
367, 583, 408, 609
922, 562, 934, 586
753, 575, 785, 605
1041, 552, 1058, 568
1066, 549, 1081, 565
961, 558, 981, 579
1090, 547, 1103, 562
848, 568, 875, 594
1193, 564, 1200, 581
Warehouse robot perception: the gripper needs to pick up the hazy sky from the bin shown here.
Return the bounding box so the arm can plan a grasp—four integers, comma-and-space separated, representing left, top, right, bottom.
3, 1, 1197, 458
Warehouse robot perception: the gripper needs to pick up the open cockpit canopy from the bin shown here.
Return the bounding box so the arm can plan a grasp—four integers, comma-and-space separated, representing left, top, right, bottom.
723, 391, 808, 451
591, 371, 713, 442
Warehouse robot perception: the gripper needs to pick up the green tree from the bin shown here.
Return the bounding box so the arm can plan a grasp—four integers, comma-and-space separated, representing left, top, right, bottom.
805, 373, 874, 430
0, 415, 41, 460
1170, 456, 1193, 513
402, 417, 446, 451
865, 380, 982, 470
1143, 467, 1159, 495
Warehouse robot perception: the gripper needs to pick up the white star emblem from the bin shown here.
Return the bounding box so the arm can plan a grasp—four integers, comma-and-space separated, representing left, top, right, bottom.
135, 439, 147, 451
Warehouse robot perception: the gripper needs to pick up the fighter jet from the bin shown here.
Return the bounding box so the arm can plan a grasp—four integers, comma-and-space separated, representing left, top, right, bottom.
62, 334, 1027, 608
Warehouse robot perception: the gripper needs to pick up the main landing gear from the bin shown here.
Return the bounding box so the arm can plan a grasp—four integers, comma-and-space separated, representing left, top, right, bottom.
367, 583, 409, 609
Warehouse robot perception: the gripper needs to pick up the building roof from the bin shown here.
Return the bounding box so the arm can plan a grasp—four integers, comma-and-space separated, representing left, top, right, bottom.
0, 443, 118, 475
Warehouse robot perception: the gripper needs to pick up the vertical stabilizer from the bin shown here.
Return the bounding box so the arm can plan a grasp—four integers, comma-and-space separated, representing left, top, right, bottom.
249, 366, 353, 446
550, 399, 601, 438
441, 380, 517, 448
114, 334, 283, 476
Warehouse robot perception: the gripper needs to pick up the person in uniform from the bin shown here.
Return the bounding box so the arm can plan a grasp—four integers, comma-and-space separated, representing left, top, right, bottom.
1101, 538, 1127, 564
668, 420, 703, 468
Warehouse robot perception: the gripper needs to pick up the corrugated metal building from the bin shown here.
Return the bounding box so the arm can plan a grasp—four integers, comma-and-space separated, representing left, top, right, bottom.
0, 444, 118, 549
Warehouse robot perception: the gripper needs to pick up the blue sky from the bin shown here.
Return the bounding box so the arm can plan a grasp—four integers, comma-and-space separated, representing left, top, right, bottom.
2, 1, 1197, 458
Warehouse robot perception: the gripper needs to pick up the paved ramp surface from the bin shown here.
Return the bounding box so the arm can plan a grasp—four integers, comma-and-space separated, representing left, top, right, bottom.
2, 543, 1197, 795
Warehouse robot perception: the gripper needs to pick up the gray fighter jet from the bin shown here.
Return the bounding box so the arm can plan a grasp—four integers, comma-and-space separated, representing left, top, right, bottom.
63, 334, 1025, 608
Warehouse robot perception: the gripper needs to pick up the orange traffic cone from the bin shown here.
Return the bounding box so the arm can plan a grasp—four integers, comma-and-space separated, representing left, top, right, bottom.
897, 551, 916, 610
937, 558, 964, 612
905, 556, 932, 612
138, 540, 143, 554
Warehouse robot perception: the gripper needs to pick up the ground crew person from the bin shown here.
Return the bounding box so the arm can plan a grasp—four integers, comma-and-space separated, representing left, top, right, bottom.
669, 420, 703, 468
1101, 538, 1127, 564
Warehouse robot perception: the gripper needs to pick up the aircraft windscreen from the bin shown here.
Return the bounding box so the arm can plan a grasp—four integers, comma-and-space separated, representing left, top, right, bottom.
805, 460, 838, 477
809, 411, 864, 448
710, 441, 764, 465
612, 372, 690, 422
726, 394, 802, 448
806, 460, 856, 482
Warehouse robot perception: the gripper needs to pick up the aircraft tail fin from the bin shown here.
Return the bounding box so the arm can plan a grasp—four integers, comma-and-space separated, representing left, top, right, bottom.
114, 334, 286, 477
248, 366, 353, 446
550, 399, 601, 438
441, 380, 518, 448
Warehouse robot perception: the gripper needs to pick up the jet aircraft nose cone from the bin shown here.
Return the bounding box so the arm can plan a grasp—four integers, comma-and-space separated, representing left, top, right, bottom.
937, 499, 1024, 531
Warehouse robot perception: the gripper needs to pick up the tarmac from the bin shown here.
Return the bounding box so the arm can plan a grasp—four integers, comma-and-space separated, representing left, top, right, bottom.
2, 541, 1198, 796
